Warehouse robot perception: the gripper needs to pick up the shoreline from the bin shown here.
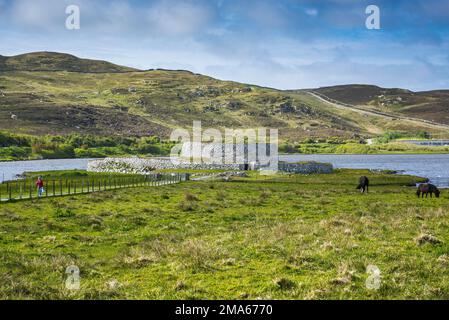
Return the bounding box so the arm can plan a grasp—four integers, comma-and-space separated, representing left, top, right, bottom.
3, 152, 449, 163
2, 155, 449, 188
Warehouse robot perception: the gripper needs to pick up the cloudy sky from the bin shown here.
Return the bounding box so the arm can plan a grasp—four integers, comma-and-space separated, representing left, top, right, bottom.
0, 0, 448, 90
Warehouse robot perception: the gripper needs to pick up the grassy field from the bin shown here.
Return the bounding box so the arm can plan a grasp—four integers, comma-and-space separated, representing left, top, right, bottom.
0, 169, 448, 299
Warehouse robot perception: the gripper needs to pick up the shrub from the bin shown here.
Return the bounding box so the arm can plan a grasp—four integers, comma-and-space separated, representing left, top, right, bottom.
184, 193, 199, 201
0, 146, 32, 159
54, 207, 75, 218
178, 201, 197, 212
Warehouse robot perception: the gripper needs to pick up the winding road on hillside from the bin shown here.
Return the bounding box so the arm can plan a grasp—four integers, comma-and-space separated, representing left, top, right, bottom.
306, 91, 449, 131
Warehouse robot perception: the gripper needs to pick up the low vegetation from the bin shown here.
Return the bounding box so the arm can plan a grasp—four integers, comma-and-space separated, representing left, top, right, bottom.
2, 130, 447, 161
280, 136, 449, 154
0, 131, 174, 161
1, 169, 448, 299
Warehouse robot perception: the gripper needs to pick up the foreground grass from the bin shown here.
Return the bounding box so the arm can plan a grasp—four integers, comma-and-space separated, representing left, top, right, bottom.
0, 169, 448, 299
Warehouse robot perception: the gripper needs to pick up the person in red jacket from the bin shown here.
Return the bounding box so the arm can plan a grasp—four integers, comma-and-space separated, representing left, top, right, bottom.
36, 176, 44, 197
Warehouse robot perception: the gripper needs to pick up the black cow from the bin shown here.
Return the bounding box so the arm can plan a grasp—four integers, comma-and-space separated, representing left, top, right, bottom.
356, 176, 369, 194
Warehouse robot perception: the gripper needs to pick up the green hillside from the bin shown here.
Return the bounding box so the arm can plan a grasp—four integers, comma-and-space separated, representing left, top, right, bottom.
314, 85, 449, 126
0, 52, 447, 141
0, 52, 136, 73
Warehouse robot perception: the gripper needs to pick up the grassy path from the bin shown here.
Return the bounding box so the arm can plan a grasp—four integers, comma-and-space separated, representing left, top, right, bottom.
0, 171, 186, 202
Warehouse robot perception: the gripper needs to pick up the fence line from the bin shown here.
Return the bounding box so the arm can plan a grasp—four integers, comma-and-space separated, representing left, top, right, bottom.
0, 173, 189, 203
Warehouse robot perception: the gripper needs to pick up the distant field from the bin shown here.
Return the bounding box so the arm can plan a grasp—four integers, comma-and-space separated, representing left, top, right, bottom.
2, 169, 449, 299
314, 85, 449, 126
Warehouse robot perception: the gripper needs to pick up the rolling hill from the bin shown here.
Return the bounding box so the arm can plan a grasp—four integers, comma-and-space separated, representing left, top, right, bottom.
313, 85, 449, 126
0, 52, 448, 140
0, 52, 136, 73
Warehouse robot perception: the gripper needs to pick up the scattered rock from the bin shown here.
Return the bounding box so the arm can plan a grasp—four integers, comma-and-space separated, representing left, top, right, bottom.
279, 101, 296, 113
226, 100, 243, 110
221, 258, 236, 266
123, 254, 153, 267
203, 104, 220, 113
43, 235, 56, 243
217, 171, 248, 178
106, 279, 120, 290
320, 241, 333, 250
175, 281, 187, 291
331, 277, 351, 285
416, 233, 441, 245
274, 278, 296, 290
437, 254, 449, 264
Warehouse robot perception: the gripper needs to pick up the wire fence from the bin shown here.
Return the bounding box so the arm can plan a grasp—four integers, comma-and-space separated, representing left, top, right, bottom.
0, 173, 189, 203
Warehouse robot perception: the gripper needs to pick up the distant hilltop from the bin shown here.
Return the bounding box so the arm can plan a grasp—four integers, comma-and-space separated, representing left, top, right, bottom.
0, 52, 137, 73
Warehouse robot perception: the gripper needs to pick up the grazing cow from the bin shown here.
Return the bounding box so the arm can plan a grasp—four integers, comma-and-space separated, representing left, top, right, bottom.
357, 176, 369, 193
416, 183, 440, 198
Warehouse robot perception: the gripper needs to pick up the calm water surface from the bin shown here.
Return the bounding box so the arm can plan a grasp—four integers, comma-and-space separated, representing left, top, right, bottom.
280, 154, 449, 188
0, 158, 94, 183
1, 155, 449, 187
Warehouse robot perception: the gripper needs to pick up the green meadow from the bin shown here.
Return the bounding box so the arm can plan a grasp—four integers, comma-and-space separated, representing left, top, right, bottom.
1, 169, 448, 299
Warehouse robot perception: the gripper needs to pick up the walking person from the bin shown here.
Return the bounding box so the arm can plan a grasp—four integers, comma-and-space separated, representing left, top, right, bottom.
36, 176, 45, 197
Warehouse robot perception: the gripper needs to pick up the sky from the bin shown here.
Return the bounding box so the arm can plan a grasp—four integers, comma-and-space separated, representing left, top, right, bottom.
0, 0, 449, 91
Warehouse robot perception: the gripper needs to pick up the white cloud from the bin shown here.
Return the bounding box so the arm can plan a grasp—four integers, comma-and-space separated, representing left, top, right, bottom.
247, 2, 287, 28
1, 0, 216, 37
145, 0, 215, 36
9, 0, 64, 30
0, 0, 448, 91
305, 8, 318, 17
